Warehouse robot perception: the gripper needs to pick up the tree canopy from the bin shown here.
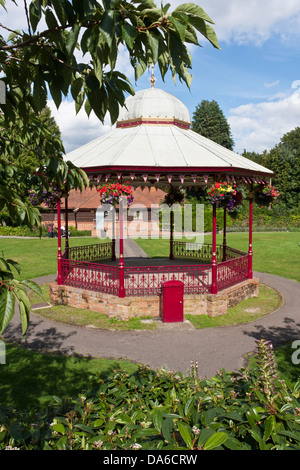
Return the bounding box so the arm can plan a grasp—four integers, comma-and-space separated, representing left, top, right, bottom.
0, 0, 220, 126
243, 127, 300, 210
191, 99, 234, 150
0, 106, 62, 173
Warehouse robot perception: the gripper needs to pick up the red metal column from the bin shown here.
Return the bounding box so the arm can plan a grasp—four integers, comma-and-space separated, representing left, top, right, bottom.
211, 203, 218, 294
118, 199, 125, 298
248, 186, 253, 279
57, 199, 62, 285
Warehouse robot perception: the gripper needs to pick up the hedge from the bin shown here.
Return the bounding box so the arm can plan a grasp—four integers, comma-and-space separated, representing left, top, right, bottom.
0, 226, 91, 237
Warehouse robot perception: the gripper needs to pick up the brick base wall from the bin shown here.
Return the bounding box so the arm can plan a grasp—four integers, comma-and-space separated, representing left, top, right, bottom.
206, 278, 259, 317
49, 278, 259, 321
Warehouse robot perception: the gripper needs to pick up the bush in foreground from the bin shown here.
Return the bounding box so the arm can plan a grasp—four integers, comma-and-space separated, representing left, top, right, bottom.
0, 340, 300, 450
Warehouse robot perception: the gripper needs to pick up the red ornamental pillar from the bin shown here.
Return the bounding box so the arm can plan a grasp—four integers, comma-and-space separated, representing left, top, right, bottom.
211, 203, 218, 294
118, 199, 125, 298
57, 199, 62, 285
248, 186, 254, 279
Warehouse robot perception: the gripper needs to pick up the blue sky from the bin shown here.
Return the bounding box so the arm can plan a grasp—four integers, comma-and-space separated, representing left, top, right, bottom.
1, 0, 300, 155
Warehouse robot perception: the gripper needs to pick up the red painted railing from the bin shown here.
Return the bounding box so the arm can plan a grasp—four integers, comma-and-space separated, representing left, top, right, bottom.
217, 255, 249, 291
224, 246, 248, 260
65, 242, 113, 262
60, 242, 248, 297
173, 241, 223, 261
61, 258, 119, 295
124, 264, 211, 296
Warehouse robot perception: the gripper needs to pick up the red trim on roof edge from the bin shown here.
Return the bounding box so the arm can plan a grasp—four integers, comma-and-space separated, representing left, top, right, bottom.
116, 119, 190, 130
81, 166, 273, 177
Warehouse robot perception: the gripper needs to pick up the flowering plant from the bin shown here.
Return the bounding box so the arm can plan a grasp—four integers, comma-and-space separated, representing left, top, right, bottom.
254, 183, 279, 208
207, 182, 243, 212
29, 188, 60, 209
97, 182, 134, 206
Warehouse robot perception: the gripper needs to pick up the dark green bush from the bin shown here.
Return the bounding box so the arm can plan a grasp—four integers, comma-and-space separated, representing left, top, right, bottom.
0, 340, 300, 450
0, 225, 91, 237
228, 204, 300, 232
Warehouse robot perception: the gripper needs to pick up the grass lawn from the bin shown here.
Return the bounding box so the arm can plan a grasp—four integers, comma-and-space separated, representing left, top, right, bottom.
0, 237, 103, 280
219, 232, 300, 283
186, 283, 282, 329
0, 343, 138, 410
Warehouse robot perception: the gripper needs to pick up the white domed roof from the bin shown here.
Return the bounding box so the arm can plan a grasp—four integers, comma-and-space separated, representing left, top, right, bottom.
117, 87, 191, 127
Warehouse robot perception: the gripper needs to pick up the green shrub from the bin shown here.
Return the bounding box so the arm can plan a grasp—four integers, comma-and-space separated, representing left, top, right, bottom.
0, 340, 299, 450
0, 225, 45, 237
68, 226, 91, 237
227, 204, 300, 232
0, 225, 91, 237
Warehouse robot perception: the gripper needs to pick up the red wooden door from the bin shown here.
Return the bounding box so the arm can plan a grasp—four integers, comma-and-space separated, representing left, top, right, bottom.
162, 280, 184, 323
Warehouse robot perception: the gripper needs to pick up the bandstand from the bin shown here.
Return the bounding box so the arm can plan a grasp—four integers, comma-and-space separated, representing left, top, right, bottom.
49, 78, 274, 321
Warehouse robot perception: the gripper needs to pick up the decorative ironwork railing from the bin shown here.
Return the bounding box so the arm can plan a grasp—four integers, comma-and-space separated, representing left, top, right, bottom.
60, 242, 249, 297
124, 264, 211, 296
173, 242, 223, 262
224, 246, 248, 260
217, 255, 249, 291
65, 242, 113, 262
61, 258, 119, 295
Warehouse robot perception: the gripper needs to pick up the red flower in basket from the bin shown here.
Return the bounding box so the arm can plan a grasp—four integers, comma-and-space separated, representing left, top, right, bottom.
97, 183, 134, 207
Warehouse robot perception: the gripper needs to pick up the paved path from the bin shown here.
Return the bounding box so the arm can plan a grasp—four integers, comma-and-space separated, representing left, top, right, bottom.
3, 240, 300, 378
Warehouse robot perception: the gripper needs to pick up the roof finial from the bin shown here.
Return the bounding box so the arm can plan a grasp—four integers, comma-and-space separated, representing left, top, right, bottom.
149, 64, 157, 88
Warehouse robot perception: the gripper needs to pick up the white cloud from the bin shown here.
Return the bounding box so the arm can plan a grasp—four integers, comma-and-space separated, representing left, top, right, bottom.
0, 1, 47, 33
228, 89, 300, 153
264, 80, 280, 88
185, 0, 300, 46
47, 100, 113, 154
0, 2, 27, 32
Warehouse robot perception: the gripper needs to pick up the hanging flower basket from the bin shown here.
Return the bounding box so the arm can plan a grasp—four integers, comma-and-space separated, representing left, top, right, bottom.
29, 188, 61, 209
97, 182, 134, 207
207, 182, 243, 212
254, 183, 279, 208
